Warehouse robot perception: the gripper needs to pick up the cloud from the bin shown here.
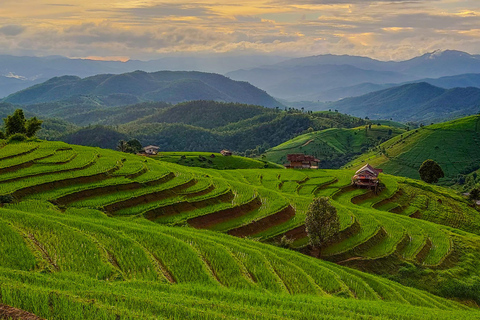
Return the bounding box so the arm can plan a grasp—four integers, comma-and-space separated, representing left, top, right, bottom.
0, 0, 479, 60
121, 3, 216, 18
0, 25, 26, 36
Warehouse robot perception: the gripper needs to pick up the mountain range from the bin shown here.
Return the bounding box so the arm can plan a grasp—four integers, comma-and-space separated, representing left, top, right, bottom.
4, 70, 283, 108
0, 54, 288, 98
227, 50, 480, 101
325, 82, 480, 123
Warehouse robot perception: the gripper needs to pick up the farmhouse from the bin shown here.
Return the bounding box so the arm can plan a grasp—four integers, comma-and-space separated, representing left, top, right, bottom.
142, 145, 160, 155
352, 164, 383, 189
220, 150, 232, 156
284, 154, 320, 169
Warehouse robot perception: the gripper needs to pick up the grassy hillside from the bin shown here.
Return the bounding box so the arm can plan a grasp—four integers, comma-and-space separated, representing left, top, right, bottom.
154, 152, 283, 170
346, 115, 480, 185
4, 71, 283, 108
2, 139, 480, 311
264, 125, 405, 168
1, 139, 480, 318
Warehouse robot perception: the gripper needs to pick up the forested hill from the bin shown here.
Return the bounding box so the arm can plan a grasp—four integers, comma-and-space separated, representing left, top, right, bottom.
3, 70, 283, 108
51, 103, 368, 154
326, 82, 480, 122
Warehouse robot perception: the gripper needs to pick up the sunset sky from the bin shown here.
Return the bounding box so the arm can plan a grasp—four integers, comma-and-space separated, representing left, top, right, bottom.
1, 0, 479, 61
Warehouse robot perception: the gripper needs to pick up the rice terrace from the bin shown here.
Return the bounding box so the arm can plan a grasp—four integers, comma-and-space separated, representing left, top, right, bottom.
3, 0, 480, 318
0, 128, 479, 318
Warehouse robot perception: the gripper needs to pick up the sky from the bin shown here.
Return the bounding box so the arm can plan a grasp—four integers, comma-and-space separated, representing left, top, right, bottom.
0, 0, 479, 61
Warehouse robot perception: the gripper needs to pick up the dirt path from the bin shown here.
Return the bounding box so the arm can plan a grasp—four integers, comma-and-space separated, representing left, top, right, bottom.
0, 304, 44, 320
301, 139, 314, 147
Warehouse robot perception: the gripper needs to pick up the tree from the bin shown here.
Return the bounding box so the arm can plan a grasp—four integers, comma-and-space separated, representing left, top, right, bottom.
305, 197, 340, 257
4, 109, 26, 136
419, 159, 444, 184
126, 139, 142, 153
469, 187, 480, 202
25, 117, 43, 137
116, 140, 129, 153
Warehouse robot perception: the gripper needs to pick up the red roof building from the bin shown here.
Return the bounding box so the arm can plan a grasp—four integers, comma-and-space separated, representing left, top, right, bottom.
284, 154, 320, 169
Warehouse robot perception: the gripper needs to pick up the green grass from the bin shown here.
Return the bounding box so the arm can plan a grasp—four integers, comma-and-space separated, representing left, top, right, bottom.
2, 140, 480, 318
154, 152, 283, 170
346, 115, 480, 185
265, 125, 404, 167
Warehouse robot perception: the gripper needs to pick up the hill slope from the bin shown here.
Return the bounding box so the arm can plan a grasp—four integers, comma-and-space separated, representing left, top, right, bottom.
3, 71, 283, 108
346, 115, 480, 185
264, 124, 405, 168
326, 82, 480, 122
2, 139, 480, 310
2, 140, 480, 318
53, 103, 368, 153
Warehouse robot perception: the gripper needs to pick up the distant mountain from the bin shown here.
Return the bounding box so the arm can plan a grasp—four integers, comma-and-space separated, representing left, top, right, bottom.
397, 50, 480, 78
3, 71, 283, 108
0, 75, 44, 98
227, 50, 480, 102
227, 64, 413, 101
0, 54, 289, 98
412, 73, 480, 89
325, 82, 480, 122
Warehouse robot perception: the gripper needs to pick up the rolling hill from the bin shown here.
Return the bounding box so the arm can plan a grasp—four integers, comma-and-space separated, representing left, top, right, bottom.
346, 115, 480, 185
40, 101, 368, 153
326, 82, 480, 122
264, 124, 405, 168
3, 70, 283, 108
1, 138, 480, 318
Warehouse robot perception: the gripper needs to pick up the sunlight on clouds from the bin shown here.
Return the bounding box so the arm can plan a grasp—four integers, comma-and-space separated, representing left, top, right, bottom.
0, 0, 479, 59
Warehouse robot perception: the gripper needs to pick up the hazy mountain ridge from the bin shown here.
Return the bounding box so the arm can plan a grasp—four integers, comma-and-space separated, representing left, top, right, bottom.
0, 54, 289, 98
3, 71, 283, 108
227, 50, 480, 101
325, 82, 480, 122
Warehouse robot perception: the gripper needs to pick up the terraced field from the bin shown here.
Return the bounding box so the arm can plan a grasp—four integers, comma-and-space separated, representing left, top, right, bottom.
347, 115, 480, 184
1, 140, 480, 318
264, 125, 404, 167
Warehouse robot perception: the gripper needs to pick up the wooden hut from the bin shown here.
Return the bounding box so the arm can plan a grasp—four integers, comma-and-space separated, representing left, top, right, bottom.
284, 154, 320, 169
352, 164, 383, 189
220, 150, 232, 156
142, 145, 160, 155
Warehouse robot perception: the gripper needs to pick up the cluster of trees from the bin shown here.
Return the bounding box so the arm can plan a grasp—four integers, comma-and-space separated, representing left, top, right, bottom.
1, 109, 42, 140
117, 139, 142, 154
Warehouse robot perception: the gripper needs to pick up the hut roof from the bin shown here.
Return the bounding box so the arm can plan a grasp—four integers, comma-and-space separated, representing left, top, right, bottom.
355, 164, 382, 177
143, 145, 160, 150
287, 154, 320, 162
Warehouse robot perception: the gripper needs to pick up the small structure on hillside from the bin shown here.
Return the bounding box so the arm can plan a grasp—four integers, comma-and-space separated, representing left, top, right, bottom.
284, 154, 320, 169
352, 164, 383, 189
220, 149, 232, 156
142, 145, 160, 155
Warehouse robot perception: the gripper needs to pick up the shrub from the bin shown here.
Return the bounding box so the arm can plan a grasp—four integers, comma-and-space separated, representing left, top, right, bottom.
0, 194, 14, 204
419, 159, 444, 184
7, 133, 27, 142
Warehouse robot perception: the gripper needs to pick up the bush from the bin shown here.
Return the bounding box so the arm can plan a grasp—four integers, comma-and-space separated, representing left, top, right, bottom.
0, 194, 14, 204
7, 133, 27, 142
